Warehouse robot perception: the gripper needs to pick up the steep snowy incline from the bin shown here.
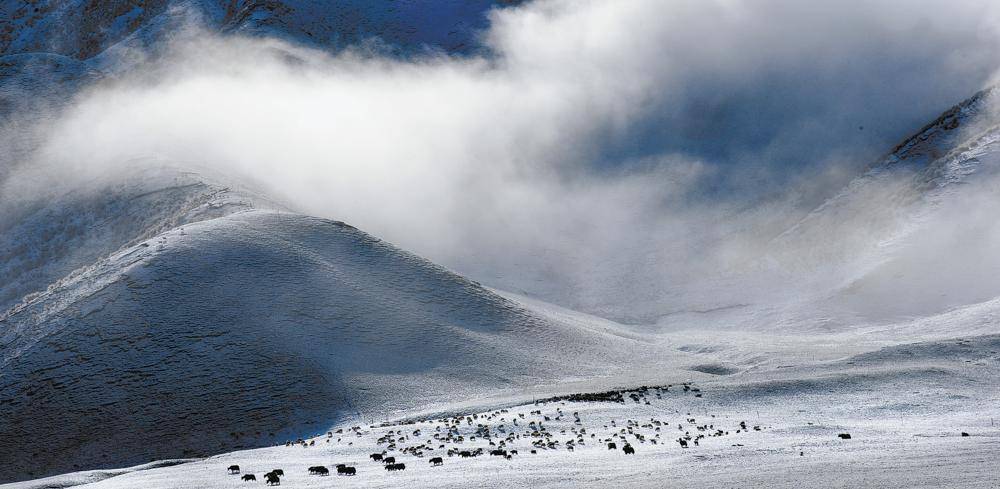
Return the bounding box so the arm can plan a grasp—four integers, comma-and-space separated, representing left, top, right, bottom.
0, 206, 671, 483
717, 86, 1000, 327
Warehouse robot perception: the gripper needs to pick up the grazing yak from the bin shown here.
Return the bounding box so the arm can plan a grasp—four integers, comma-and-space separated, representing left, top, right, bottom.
383, 456, 396, 464
459, 450, 473, 458
264, 472, 281, 486
337, 465, 357, 476
430, 457, 444, 466
371, 453, 384, 461
838, 433, 852, 440
308, 465, 329, 475
228, 465, 241, 474
271, 469, 284, 476
678, 439, 688, 448
607, 442, 617, 450
242, 474, 256, 482
385, 463, 407, 471
623, 444, 635, 455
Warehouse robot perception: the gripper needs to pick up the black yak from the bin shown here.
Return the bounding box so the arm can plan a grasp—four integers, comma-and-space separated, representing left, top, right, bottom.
308, 466, 329, 475
623, 444, 635, 455
242, 474, 256, 482
371, 453, 384, 461
228, 465, 241, 474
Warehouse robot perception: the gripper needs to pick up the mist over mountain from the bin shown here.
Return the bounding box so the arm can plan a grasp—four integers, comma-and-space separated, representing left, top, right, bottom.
3, 1, 1000, 487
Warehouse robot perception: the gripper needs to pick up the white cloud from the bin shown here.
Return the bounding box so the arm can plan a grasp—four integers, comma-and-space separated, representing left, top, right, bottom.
6, 0, 1000, 322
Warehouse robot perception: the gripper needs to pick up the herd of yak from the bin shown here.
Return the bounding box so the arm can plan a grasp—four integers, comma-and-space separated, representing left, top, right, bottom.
222, 383, 795, 485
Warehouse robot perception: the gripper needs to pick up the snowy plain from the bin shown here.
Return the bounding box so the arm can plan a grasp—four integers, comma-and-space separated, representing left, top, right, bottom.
8, 330, 1000, 489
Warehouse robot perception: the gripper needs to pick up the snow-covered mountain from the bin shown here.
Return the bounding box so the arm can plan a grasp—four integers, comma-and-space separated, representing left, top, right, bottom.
4, 1, 1000, 487
5, 85, 1000, 483
0, 0, 518, 61
757, 87, 1000, 323
0, 163, 683, 482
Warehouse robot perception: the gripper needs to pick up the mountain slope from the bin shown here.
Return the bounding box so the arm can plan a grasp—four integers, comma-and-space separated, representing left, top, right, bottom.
739, 86, 1000, 323
0, 175, 670, 482
0, 166, 268, 314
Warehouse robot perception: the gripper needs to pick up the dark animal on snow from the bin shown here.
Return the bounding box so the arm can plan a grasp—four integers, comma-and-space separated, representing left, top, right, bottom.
242, 474, 256, 482
961, 432, 970, 437
271, 469, 284, 476
678, 439, 688, 448
336, 465, 356, 475
607, 442, 616, 450
385, 463, 407, 471
383, 456, 396, 464
490, 449, 507, 457
371, 453, 384, 461
228, 465, 241, 474
459, 451, 473, 458
308, 466, 329, 475
838, 433, 851, 440
264, 472, 280, 485
430, 457, 443, 466
623, 444, 635, 455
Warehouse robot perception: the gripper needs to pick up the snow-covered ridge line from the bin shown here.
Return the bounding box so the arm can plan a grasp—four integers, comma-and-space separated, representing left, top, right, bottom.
876, 85, 998, 170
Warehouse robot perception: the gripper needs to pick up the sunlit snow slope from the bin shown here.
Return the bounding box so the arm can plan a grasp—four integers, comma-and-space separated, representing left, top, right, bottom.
0, 166, 672, 482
